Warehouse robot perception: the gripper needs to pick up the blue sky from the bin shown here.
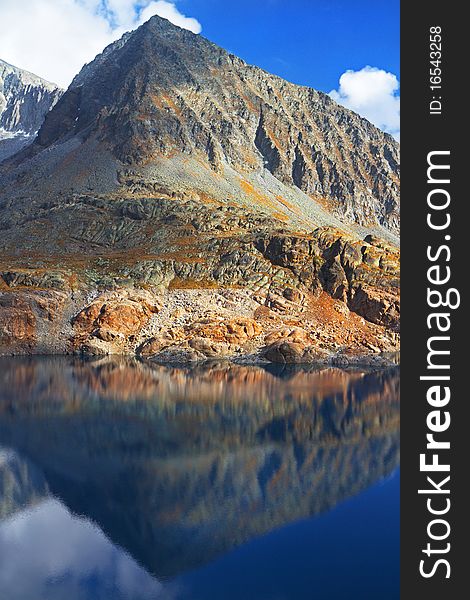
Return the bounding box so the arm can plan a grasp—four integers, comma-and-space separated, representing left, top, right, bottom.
182, 0, 399, 93
0, 0, 400, 137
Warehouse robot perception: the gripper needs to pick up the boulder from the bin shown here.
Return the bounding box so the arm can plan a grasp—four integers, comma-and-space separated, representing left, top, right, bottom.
263, 340, 308, 364
349, 285, 400, 331
264, 326, 310, 345
71, 289, 162, 352
189, 337, 234, 357
188, 317, 262, 345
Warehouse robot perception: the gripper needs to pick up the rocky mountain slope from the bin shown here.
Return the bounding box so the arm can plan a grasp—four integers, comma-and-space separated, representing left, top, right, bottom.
0, 15, 400, 361
0, 59, 62, 162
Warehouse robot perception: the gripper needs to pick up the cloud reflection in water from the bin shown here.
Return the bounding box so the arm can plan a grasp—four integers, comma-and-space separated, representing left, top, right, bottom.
0, 495, 179, 600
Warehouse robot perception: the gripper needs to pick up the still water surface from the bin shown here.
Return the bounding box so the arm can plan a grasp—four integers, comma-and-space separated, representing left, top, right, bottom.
0, 357, 399, 600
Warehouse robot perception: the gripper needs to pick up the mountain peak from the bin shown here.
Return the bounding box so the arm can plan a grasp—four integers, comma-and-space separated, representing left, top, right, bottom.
12, 14, 399, 239
0, 17, 400, 361
0, 58, 60, 91
0, 59, 62, 161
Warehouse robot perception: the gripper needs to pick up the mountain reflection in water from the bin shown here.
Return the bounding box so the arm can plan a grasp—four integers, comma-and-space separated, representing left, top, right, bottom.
0, 357, 400, 600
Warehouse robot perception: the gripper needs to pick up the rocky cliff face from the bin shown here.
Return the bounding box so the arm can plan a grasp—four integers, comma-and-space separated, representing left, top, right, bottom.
0, 16, 400, 360
0, 59, 62, 162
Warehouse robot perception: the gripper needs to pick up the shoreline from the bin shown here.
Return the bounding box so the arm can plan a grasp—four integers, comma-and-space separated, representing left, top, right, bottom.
0, 350, 400, 369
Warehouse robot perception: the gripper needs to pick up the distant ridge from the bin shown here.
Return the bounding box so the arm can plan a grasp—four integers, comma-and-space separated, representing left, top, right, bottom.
0, 58, 63, 161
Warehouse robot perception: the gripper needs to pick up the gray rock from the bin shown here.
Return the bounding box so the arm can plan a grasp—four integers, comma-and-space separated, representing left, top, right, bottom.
0, 59, 63, 162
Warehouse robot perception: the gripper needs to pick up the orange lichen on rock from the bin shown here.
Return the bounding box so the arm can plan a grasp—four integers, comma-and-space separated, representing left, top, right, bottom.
189, 316, 262, 345
239, 179, 278, 211
0, 297, 36, 347
71, 290, 162, 353
0, 291, 68, 354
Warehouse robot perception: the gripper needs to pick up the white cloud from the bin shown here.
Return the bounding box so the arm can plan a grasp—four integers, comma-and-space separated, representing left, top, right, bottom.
329, 66, 400, 141
0, 0, 202, 88
140, 1, 202, 33
0, 498, 181, 599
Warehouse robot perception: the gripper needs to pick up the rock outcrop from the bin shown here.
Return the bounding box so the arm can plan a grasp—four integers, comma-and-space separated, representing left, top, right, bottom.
0, 221, 400, 362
